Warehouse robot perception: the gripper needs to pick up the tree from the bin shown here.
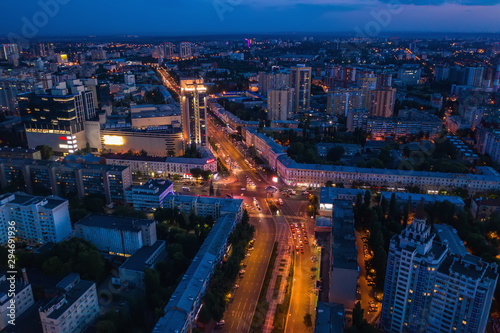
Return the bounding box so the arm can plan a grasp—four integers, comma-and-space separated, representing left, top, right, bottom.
325, 180, 334, 187
139, 149, 148, 157
96, 320, 117, 333
327, 146, 345, 162
364, 190, 371, 207
352, 301, 364, 328
36, 145, 53, 160
304, 313, 313, 327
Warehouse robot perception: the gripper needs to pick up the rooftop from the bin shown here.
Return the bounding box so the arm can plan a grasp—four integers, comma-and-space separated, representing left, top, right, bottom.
332, 200, 358, 271
120, 240, 166, 272
76, 214, 155, 232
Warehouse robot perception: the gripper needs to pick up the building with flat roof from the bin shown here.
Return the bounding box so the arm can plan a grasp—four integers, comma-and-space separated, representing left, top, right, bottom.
314, 302, 345, 333
105, 146, 217, 177
39, 273, 99, 333
329, 200, 358, 310
319, 187, 367, 216
0, 147, 41, 160
471, 197, 500, 222
153, 212, 238, 333
125, 179, 173, 211
163, 194, 243, 221
75, 214, 157, 257
0, 192, 72, 245
380, 192, 465, 211
0, 158, 132, 204
316, 143, 362, 158
119, 240, 167, 288
0, 273, 34, 331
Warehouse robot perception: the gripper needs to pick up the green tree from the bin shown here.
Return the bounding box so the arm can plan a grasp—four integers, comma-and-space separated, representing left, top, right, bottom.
304, 313, 313, 327
36, 145, 53, 160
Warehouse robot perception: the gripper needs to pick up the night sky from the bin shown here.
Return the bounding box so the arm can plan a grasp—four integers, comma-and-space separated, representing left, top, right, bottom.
0, 0, 499, 37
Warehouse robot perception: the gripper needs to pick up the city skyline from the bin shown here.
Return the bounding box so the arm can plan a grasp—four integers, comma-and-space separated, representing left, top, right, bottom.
1, 0, 500, 39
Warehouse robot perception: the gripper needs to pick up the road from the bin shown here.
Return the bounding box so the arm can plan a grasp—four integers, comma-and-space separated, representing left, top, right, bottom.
280, 198, 319, 333
207, 115, 277, 333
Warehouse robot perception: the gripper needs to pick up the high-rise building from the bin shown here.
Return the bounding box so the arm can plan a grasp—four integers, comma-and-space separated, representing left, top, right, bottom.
290, 65, 312, 114
327, 88, 364, 116
0, 273, 34, 331
258, 72, 290, 97
381, 202, 498, 333
0, 77, 37, 115
324, 65, 356, 89
163, 42, 175, 59
465, 66, 484, 87
0, 44, 19, 61
180, 78, 207, 148
18, 80, 96, 154
179, 42, 192, 59
368, 87, 396, 117
268, 88, 294, 121
398, 65, 422, 85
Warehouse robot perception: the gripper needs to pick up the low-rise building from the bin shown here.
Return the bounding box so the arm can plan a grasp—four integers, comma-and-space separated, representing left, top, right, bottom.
0, 273, 34, 331
329, 200, 358, 310
380, 192, 465, 211
105, 147, 217, 178
0, 147, 41, 160
39, 273, 99, 333
316, 143, 362, 158
163, 194, 243, 221
75, 214, 157, 257
314, 302, 345, 333
319, 187, 367, 216
0, 192, 72, 245
471, 198, 500, 222
119, 240, 167, 288
125, 179, 173, 211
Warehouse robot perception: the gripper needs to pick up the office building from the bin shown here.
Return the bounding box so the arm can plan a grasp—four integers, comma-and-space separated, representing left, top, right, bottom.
119, 240, 167, 288
18, 80, 97, 154
179, 42, 192, 59
39, 273, 99, 333
180, 78, 207, 148
290, 65, 312, 113
75, 214, 157, 256
329, 200, 358, 310
268, 88, 294, 120
0, 273, 34, 331
0, 192, 72, 245
125, 179, 173, 211
380, 203, 498, 333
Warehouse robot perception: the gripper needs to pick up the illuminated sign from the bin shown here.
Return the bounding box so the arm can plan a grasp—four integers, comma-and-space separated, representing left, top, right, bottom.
59, 136, 67, 140
206, 159, 215, 164
103, 135, 124, 146
272, 177, 278, 183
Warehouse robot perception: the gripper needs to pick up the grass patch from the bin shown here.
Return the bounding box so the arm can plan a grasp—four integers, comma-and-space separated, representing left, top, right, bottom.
249, 242, 278, 333
272, 252, 295, 333
273, 275, 282, 299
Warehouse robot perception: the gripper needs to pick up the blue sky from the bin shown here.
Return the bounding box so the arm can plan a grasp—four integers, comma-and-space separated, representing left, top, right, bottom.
0, 0, 499, 37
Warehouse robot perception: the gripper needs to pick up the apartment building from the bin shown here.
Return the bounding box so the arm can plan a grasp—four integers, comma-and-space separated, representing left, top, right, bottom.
0, 192, 72, 245
75, 215, 157, 257
39, 273, 99, 333
0, 273, 34, 330
125, 179, 173, 211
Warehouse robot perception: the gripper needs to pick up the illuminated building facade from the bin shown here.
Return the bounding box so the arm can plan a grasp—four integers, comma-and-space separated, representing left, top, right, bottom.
381, 204, 498, 333
179, 42, 192, 59
180, 78, 207, 148
290, 65, 312, 113
18, 80, 96, 154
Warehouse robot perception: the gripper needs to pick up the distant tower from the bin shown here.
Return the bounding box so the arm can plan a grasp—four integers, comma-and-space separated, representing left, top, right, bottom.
290, 65, 312, 114
180, 42, 192, 59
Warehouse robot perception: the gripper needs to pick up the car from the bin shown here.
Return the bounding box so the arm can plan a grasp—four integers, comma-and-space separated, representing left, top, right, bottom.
216, 320, 226, 327
300, 248, 304, 254
246, 253, 251, 257
295, 245, 299, 252
239, 270, 246, 274
311, 267, 317, 271
304, 239, 309, 244
369, 300, 375, 305
248, 247, 254, 251
233, 284, 240, 289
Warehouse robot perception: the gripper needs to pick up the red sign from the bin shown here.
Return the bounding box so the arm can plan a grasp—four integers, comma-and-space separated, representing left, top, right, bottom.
206, 159, 215, 164
59, 136, 67, 140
